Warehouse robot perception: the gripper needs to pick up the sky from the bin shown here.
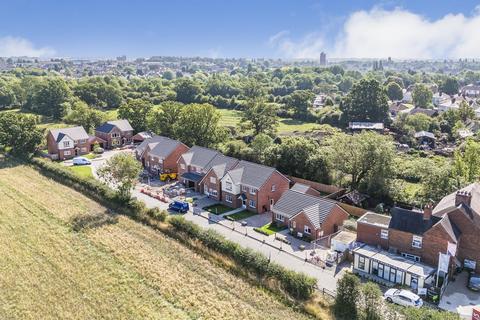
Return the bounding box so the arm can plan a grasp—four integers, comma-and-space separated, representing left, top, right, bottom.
1, 0, 480, 59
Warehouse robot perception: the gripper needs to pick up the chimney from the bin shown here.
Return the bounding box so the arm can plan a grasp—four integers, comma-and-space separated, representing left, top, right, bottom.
455, 190, 472, 207
423, 202, 433, 220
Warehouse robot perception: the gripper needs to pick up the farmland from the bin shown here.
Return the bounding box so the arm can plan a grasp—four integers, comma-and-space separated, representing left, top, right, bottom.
0, 161, 311, 320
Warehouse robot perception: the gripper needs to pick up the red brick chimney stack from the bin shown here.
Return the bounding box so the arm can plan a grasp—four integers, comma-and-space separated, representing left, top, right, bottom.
455, 190, 472, 207
423, 202, 433, 220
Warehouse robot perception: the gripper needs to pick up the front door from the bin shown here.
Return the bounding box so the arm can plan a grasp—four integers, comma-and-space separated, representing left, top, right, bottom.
242, 199, 246, 208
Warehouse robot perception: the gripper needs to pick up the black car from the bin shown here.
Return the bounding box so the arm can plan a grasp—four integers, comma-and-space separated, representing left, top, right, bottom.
468, 273, 480, 291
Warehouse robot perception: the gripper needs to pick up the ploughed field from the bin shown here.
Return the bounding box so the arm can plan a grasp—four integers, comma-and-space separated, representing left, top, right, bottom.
0, 162, 310, 320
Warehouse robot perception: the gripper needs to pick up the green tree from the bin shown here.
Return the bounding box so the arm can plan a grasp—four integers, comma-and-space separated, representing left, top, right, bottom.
147, 101, 183, 137
422, 162, 458, 202
412, 84, 433, 108
361, 282, 382, 320
250, 133, 273, 163
63, 99, 106, 132
286, 90, 315, 120
74, 78, 123, 109
118, 98, 153, 132
334, 273, 360, 320
97, 153, 142, 200
453, 138, 480, 183
440, 77, 459, 96
174, 78, 202, 104
173, 103, 227, 147
457, 101, 475, 122
241, 79, 278, 135
326, 131, 395, 196
340, 79, 389, 123
0, 112, 42, 156
386, 82, 403, 101
33, 78, 72, 119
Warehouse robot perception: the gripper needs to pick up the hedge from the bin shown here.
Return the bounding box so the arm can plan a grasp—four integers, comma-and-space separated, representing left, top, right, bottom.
169, 216, 316, 300
29, 157, 316, 301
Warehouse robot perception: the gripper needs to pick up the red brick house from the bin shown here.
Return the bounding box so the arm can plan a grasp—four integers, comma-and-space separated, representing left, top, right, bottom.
271, 189, 349, 240
356, 212, 391, 250
177, 146, 221, 191
95, 120, 134, 149
46, 126, 90, 160
198, 155, 239, 200
135, 135, 189, 175
220, 160, 290, 213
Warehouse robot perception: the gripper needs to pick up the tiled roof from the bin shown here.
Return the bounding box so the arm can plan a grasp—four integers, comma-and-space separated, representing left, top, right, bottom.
180, 146, 219, 170
136, 135, 184, 158
389, 207, 440, 236
96, 119, 133, 133
357, 212, 391, 228
50, 126, 89, 142
272, 190, 338, 229
226, 160, 283, 189
205, 154, 238, 179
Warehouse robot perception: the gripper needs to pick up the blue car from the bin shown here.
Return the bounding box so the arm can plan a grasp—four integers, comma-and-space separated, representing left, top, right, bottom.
169, 201, 189, 213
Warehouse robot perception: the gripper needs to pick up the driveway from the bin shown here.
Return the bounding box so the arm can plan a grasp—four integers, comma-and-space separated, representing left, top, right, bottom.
439, 271, 480, 312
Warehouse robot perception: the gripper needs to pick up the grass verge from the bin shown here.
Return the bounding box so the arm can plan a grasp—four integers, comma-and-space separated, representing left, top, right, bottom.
67, 165, 94, 180
224, 210, 256, 221
254, 222, 287, 236
203, 203, 234, 215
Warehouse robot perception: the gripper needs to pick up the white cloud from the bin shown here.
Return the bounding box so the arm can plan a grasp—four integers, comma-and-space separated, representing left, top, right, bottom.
270, 8, 480, 59
0, 36, 55, 57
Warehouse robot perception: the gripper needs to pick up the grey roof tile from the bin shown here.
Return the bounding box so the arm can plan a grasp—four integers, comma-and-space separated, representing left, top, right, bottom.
226, 160, 280, 189
50, 126, 89, 142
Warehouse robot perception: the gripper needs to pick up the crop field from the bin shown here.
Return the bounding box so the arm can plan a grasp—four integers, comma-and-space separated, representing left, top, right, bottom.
0, 161, 311, 320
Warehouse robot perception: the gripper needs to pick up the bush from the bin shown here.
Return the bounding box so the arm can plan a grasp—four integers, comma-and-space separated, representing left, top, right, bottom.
169, 216, 316, 300
335, 273, 360, 319
253, 227, 270, 236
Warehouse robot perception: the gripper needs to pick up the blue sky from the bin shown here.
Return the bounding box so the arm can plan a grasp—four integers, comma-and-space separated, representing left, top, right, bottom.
1, 0, 480, 59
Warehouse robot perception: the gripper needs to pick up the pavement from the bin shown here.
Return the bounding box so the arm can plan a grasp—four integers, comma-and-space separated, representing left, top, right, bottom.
439, 271, 480, 312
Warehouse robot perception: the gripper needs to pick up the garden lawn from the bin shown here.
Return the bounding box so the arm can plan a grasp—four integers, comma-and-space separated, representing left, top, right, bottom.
225, 210, 256, 221
0, 161, 311, 320
203, 203, 234, 215
256, 222, 287, 235
67, 165, 94, 180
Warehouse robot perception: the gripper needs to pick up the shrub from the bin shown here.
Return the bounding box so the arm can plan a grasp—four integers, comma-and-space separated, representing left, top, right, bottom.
253, 227, 270, 236
169, 216, 316, 300
335, 273, 360, 319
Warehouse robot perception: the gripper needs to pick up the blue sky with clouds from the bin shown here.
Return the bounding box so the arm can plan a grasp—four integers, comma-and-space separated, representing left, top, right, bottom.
1, 0, 480, 59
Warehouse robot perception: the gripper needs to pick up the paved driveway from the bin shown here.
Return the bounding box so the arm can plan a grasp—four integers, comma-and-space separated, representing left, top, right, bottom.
440, 271, 480, 312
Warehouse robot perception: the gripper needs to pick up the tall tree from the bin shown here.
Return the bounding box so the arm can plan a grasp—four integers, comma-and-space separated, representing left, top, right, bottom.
340, 79, 389, 123
33, 78, 72, 119
0, 112, 42, 156
286, 90, 315, 120
173, 103, 227, 147
174, 78, 202, 104
63, 99, 106, 132
147, 101, 183, 137
386, 81, 403, 101
241, 79, 278, 135
118, 98, 153, 132
97, 153, 142, 200
453, 138, 480, 183
412, 84, 433, 108
334, 273, 360, 320
441, 77, 459, 96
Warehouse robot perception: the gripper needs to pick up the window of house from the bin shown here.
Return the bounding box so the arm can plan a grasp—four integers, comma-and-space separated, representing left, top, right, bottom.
383, 265, 390, 281
249, 187, 257, 195
225, 194, 232, 203
378, 264, 384, 278
226, 182, 232, 191
64, 150, 71, 156
381, 229, 389, 240
275, 213, 283, 222
80, 147, 87, 152
249, 200, 256, 208
212, 190, 218, 196
304, 225, 311, 234
402, 253, 421, 262
78, 139, 86, 144
412, 235, 422, 249
242, 185, 248, 192
210, 177, 216, 184
180, 163, 185, 170
271, 184, 276, 192
358, 256, 365, 270
372, 261, 378, 275
63, 141, 71, 148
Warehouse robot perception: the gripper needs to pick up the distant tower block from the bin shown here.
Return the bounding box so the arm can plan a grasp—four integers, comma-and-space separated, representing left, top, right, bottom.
320, 52, 327, 66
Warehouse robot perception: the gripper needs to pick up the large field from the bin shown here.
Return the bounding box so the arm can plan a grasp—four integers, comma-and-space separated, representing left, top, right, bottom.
0, 161, 311, 320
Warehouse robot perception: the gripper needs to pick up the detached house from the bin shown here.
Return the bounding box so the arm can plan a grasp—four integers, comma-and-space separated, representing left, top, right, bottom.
136, 135, 188, 175
46, 126, 90, 160
95, 120, 134, 149
272, 189, 349, 240
220, 160, 290, 213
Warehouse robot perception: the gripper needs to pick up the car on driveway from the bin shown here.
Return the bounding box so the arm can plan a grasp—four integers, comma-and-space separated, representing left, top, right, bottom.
468, 273, 480, 291
384, 289, 423, 308
169, 200, 189, 213
73, 156, 91, 166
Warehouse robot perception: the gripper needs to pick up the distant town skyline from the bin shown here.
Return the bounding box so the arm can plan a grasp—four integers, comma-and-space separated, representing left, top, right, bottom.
1, 0, 480, 59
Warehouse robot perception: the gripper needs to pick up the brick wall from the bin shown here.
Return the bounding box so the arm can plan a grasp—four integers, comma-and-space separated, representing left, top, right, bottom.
356, 222, 389, 249
321, 206, 349, 236
256, 171, 290, 213
448, 208, 480, 273
164, 144, 189, 173
201, 169, 221, 200
388, 229, 423, 257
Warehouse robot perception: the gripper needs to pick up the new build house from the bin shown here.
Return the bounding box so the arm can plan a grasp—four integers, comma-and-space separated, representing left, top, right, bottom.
177, 146, 221, 191
46, 126, 91, 160
136, 135, 188, 175
220, 160, 290, 213
271, 189, 349, 240
95, 120, 134, 149
198, 154, 239, 200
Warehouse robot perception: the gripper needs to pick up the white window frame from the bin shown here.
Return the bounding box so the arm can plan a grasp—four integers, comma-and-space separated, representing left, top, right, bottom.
412, 235, 422, 249
180, 163, 186, 170
226, 182, 232, 191
275, 213, 283, 222
225, 194, 232, 203
358, 256, 366, 270
210, 177, 216, 184
304, 225, 311, 234
63, 141, 71, 148
63, 150, 71, 156
242, 185, 248, 192
249, 199, 256, 208
212, 189, 218, 196
80, 147, 87, 152
249, 187, 257, 195
381, 229, 389, 240
271, 184, 276, 192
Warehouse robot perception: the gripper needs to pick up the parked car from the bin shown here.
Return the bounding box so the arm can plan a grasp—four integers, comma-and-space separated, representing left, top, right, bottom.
168, 200, 189, 213
72, 157, 91, 166
468, 273, 480, 291
384, 289, 423, 308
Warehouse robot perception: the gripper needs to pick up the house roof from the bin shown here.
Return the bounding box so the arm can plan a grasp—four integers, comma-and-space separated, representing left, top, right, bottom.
180, 172, 204, 183
357, 212, 391, 228
414, 131, 435, 139
136, 135, 184, 159
291, 182, 322, 197
272, 189, 339, 229
388, 207, 440, 236
226, 160, 284, 189
337, 190, 369, 206
348, 122, 384, 130
204, 154, 238, 179
50, 126, 89, 142
180, 146, 219, 170
133, 131, 153, 140
96, 119, 133, 133
409, 108, 438, 117
433, 183, 479, 217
